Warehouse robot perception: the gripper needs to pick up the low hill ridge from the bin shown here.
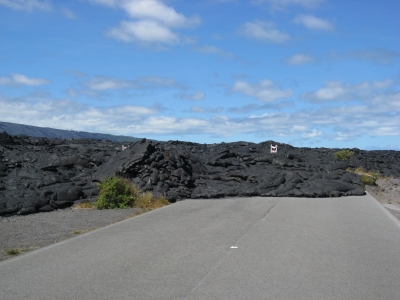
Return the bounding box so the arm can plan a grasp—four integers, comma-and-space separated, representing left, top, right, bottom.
0, 121, 141, 142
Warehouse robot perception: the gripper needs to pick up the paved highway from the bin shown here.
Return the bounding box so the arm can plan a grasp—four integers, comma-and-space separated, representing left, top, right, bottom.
1, 194, 399, 299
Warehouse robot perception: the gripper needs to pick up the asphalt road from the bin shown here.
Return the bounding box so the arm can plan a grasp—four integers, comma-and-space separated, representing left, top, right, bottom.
1, 194, 399, 299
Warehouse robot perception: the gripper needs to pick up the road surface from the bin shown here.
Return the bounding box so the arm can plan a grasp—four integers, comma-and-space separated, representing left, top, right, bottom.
1, 194, 399, 299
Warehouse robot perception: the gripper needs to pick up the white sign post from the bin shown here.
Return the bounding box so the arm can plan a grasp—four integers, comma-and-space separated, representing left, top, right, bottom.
271, 145, 277, 153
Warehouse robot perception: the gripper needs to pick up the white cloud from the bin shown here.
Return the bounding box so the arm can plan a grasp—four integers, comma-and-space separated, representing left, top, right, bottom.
0, 0, 52, 11
107, 20, 179, 44
302, 79, 393, 102
193, 45, 255, 65
232, 79, 293, 102
66, 88, 78, 97
84, 75, 177, 91
1, 85, 399, 141
124, 114, 272, 137
367, 126, 400, 137
61, 7, 77, 19
85, 77, 134, 90
251, 0, 324, 10
369, 79, 393, 89
331, 131, 360, 142
126, 116, 213, 135
193, 45, 235, 58
122, 104, 399, 138
92, 0, 200, 44
301, 129, 322, 138
89, 0, 117, 6
180, 92, 205, 101
305, 82, 348, 101
237, 21, 290, 43
1, 74, 398, 143
211, 0, 237, 3
121, 0, 200, 28
141, 76, 177, 87
370, 92, 400, 111
190, 106, 205, 112
190, 106, 223, 113
293, 14, 334, 31
228, 101, 293, 113
0, 73, 50, 86
345, 48, 400, 64
0, 95, 160, 134
291, 125, 308, 131
286, 54, 315, 65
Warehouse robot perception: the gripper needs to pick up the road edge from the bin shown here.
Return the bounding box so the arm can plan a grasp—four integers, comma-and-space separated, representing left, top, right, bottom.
366, 191, 400, 229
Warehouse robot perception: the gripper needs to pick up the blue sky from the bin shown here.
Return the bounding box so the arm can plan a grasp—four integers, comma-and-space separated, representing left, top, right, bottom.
0, 0, 399, 149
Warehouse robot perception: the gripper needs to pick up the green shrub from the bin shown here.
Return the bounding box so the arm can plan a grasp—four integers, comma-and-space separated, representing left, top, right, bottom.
95, 176, 170, 210
334, 150, 354, 160
95, 177, 138, 209
360, 175, 376, 186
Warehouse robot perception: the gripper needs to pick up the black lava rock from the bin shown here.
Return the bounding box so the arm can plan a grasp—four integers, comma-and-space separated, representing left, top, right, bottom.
0, 132, 399, 216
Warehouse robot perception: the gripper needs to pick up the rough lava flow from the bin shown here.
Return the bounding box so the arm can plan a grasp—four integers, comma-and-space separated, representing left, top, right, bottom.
1, 132, 399, 216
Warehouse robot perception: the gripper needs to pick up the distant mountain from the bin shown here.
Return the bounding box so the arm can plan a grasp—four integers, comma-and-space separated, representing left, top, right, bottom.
0, 121, 142, 143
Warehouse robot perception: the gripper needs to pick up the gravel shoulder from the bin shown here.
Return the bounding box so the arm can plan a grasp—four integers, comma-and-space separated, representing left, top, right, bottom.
365, 177, 400, 221
1, 178, 399, 262
0, 207, 143, 261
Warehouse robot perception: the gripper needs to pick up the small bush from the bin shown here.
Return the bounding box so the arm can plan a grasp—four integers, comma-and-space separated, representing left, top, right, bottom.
360, 175, 376, 186
334, 150, 354, 160
95, 176, 170, 210
95, 177, 138, 209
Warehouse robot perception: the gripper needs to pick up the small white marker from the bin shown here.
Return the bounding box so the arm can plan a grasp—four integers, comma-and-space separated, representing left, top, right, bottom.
230, 246, 238, 249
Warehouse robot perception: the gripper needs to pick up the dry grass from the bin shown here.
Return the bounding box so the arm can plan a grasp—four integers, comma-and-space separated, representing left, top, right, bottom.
73, 202, 96, 209
347, 167, 391, 187
103, 192, 170, 224
347, 167, 386, 180
121, 210, 147, 221
72, 228, 98, 235
6, 248, 22, 256
5, 246, 39, 257
134, 192, 170, 210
